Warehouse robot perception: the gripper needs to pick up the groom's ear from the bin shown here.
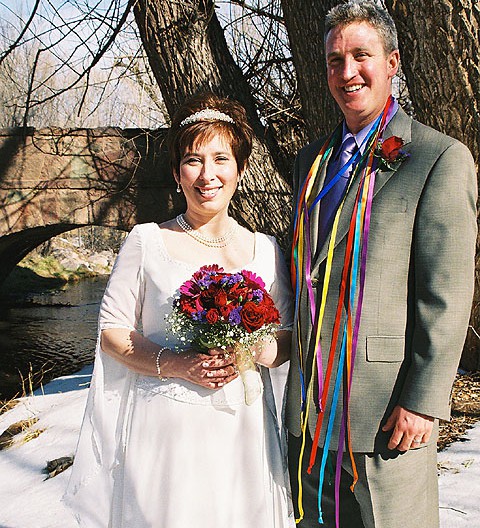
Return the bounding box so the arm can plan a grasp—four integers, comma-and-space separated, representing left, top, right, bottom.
387, 49, 400, 79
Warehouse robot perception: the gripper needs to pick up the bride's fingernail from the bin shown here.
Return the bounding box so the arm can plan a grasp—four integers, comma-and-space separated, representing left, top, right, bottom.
202, 362, 209, 367
217, 382, 224, 387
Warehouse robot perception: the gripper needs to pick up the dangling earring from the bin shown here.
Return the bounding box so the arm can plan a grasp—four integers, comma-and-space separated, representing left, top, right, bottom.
176, 183, 182, 194
237, 176, 243, 192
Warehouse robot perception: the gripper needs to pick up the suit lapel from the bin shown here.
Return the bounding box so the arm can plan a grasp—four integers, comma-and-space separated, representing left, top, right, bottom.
311, 107, 413, 273
309, 151, 332, 261
372, 107, 412, 199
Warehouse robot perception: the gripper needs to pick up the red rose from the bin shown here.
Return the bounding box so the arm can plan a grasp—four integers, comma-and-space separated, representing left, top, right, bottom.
240, 301, 267, 333
267, 306, 280, 324
206, 308, 220, 324
179, 297, 197, 315
380, 136, 404, 162
228, 282, 249, 301
218, 304, 234, 319
260, 294, 281, 324
214, 290, 228, 307
200, 285, 219, 309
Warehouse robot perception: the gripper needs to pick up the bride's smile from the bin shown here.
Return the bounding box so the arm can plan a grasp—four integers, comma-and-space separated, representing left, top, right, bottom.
177, 134, 242, 217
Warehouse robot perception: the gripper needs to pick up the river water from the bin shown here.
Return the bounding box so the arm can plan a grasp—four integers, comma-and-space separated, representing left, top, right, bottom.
0, 277, 108, 400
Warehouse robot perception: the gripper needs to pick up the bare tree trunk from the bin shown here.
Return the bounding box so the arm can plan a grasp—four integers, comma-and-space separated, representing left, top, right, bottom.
133, 1, 248, 118
386, 0, 480, 369
386, 0, 479, 160
280, 0, 341, 140
132, 0, 293, 247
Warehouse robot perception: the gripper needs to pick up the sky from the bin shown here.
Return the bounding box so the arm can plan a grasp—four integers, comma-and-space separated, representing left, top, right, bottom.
0, 0, 167, 129
0, 364, 479, 528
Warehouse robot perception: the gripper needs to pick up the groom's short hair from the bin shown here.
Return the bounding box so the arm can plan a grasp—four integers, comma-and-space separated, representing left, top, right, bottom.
325, 1, 398, 55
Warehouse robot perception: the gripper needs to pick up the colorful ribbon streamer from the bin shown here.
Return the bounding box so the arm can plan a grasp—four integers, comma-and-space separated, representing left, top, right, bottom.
291, 97, 394, 526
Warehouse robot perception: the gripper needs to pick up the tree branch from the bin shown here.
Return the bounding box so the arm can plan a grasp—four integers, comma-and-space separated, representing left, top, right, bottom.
27, 0, 135, 110
227, 0, 284, 23
0, 0, 41, 65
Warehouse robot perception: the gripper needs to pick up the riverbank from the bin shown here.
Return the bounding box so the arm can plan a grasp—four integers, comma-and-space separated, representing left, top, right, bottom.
0, 275, 107, 401
0, 235, 117, 300
0, 232, 119, 400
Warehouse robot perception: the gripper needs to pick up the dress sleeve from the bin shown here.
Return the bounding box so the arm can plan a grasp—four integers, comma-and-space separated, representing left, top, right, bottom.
99, 225, 145, 332
268, 237, 294, 331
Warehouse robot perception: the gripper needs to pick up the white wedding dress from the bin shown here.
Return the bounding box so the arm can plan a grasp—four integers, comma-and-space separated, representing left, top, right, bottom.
64, 222, 294, 528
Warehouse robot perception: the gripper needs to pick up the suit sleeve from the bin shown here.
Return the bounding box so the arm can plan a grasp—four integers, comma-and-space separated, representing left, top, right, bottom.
398, 140, 477, 420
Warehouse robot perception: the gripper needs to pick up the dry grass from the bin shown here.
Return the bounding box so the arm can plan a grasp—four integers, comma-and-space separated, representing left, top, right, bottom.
0, 417, 40, 450
22, 427, 46, 445
438, 371, 480, 451
0, 399, 19, 416
43, 456, 74, 480
0, 364, 50, 418
0, 366, 51, 449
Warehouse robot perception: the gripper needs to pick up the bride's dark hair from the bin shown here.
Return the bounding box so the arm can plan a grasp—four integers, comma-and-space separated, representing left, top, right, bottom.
167, 92, 254, 176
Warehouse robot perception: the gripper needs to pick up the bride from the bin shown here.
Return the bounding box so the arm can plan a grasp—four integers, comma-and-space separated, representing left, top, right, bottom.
64, 92, 294, 527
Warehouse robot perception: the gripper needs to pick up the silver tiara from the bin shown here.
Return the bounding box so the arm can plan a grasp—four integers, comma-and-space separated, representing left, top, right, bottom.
179, 108, 235, 127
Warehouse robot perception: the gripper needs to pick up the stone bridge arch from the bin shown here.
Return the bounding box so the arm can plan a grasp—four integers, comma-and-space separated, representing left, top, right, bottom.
0, 127, 184, 285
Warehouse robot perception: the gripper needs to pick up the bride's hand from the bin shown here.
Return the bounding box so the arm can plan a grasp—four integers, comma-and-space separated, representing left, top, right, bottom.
169, 349, 238, 389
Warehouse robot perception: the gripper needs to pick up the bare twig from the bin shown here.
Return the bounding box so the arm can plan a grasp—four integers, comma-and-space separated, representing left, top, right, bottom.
0, 0, 41, 65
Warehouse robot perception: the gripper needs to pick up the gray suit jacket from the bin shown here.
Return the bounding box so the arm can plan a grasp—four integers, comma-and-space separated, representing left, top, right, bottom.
285, 107, 477, 453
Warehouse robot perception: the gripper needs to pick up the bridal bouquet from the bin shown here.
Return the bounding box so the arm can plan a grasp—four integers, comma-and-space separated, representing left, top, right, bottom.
166, 264, 281, 404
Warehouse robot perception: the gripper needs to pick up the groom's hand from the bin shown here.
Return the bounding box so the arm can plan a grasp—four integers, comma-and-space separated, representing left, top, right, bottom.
382, 405, 434, 452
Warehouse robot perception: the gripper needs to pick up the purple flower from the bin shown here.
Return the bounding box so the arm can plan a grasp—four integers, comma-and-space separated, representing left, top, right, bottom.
191, 310, 206, 322
197, 277, 214, 289
252, 289, 264, 302
221, 273, 243, 286
228, 307, 242, 325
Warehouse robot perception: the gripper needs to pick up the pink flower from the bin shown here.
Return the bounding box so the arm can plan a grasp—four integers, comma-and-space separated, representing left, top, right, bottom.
193, 264, 224, 281
179, 280, 199, 297
241, 270, 265, 290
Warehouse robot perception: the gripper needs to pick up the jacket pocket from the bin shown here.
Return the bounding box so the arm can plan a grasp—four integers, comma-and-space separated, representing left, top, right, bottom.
366, 335, 405, 362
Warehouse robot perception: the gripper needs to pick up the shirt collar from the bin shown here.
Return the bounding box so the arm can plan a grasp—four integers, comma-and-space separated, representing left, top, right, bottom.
341, 97, 399, 155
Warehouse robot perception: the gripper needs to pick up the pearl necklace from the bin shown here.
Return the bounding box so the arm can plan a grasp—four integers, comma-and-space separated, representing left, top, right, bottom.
176, 214, 238, 248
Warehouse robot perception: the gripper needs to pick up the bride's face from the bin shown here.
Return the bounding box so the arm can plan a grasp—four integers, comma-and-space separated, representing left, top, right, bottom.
177, 134, 242, 218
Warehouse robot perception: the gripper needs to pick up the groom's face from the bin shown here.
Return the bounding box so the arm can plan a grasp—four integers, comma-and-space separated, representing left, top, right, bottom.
325, 21, 400, 133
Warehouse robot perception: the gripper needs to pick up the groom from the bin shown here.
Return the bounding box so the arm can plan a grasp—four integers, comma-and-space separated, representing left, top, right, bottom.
286, 2, 477, 527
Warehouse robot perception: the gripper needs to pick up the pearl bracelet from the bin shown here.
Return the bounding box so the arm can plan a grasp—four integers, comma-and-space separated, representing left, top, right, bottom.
155, 346, 169, 381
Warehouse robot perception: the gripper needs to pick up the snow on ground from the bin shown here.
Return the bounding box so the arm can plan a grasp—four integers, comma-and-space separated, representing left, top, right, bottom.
0, 366, 479, 528
0, 367, 91, 528
438, 419, 480, 527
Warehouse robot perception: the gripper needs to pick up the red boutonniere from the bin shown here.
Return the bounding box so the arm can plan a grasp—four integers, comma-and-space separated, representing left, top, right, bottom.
374, 135, 410, 171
